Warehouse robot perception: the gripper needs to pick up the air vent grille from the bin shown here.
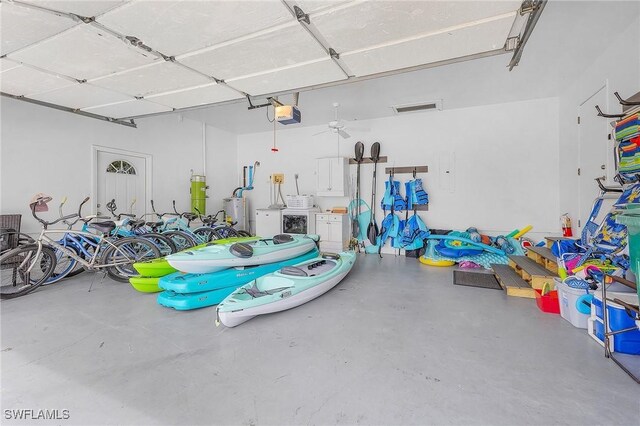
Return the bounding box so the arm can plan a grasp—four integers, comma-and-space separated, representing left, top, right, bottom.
392, 100, 442, 115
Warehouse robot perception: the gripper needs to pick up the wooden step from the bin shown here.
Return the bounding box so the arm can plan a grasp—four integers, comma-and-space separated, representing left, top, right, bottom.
545, 236, 576, 248
491, 264, 535, 298
508, 255, 557, 290
526, 246, 558, 274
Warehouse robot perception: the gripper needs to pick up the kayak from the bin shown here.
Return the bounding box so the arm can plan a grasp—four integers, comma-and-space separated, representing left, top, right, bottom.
166, 234, 318, 274
159, 248, 319, 294
156, 248, 319, 310
129, 276, 161, 293
216, 251, 356, 327
133, 236, 257, 277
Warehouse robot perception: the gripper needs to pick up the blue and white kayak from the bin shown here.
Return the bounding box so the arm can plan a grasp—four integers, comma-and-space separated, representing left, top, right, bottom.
166, 234, 318, 274
216, 251, 356, 327
156, 248, 319, 310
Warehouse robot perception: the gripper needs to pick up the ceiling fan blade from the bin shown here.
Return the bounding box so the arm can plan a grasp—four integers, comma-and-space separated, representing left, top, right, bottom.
313, 129, 330, 137
338, 129, 351, 139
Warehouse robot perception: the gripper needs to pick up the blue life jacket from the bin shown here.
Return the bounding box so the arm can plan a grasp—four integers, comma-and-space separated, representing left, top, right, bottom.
401, 213, 429, 250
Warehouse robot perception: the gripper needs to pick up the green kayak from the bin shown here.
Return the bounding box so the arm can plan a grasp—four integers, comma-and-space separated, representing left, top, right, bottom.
130, 276, 161, 293
132, 236, 258, 278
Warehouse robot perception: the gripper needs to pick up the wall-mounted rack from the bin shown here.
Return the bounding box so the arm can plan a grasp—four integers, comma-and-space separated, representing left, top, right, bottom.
349, 156, 388, 165
596, 90, 640, 118
384, 165, 429, 211
384, 166, 429, 174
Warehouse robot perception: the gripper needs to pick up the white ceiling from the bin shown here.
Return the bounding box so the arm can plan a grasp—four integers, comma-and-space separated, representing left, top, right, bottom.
181, 0, 640, 134
0, 0, 525, 120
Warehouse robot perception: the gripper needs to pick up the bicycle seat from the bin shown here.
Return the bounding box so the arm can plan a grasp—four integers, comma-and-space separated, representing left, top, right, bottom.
88, 221, 116, 234
130, 219, 146, 228
182, 213, 198, 221
202, 217, 216, 224
146, 221, 163, 228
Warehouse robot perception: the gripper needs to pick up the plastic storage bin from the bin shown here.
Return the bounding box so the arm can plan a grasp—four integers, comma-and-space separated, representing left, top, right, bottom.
555, 278, 595, 328
615, 213, 640, 303
588, 289, 640, 355
534, 289, 560, 314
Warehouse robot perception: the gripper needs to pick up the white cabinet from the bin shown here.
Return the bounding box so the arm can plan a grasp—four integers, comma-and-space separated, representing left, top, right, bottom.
315, 213, 349, 252
316, 157, 349, 197
255, 209, 281, 238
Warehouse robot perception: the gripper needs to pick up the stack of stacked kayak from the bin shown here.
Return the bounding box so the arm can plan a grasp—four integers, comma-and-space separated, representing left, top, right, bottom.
156, 234, 323, 310
129, 237, 257, 293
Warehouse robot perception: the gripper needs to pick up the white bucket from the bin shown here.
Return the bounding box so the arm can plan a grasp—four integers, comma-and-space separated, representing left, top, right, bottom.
555, 278, 596, 329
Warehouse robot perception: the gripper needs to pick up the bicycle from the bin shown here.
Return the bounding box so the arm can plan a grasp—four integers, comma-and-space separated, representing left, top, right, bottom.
0, 196, 161, 299
148, 200, 201, 250
191, 206, 252, 240
104, 199, 177, 255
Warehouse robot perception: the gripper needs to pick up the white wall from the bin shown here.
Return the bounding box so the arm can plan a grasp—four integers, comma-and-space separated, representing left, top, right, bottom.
237, 97, 560, 245
205, 124, 238, 213
0, 98, 237, 233
558, 10, 640, 230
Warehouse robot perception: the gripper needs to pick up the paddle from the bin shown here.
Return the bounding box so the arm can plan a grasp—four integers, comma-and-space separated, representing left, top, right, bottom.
367, 142, 381, 245
352, 141, 365, 239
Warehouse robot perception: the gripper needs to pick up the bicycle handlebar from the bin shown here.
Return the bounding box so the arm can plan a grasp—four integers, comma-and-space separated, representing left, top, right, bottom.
31, 201, 79, 227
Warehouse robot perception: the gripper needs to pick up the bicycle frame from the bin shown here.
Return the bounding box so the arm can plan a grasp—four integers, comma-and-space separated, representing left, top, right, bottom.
27, 229, 131, 273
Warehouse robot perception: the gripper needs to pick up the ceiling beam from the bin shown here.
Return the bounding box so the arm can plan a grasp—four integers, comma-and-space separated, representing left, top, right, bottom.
508, 0, 547, 71
1, 92, 137, 128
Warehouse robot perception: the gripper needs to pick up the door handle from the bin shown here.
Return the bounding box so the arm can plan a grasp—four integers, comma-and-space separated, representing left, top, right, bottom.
601, 164, 606, 170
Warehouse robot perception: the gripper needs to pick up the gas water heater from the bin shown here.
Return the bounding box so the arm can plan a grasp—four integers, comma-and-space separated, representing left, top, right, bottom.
224, 197, 248, 231
191, 174, 207, 214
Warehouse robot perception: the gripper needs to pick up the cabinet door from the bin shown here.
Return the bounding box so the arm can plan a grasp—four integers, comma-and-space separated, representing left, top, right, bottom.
316, 219, 330, 242
329, 158, 344, 195
328, 220, 343, 244
317, 159, 332, 192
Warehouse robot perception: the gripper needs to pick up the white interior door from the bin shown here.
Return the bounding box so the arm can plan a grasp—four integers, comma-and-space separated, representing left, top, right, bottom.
96, 151, 147, 218
578, 86, 612, 231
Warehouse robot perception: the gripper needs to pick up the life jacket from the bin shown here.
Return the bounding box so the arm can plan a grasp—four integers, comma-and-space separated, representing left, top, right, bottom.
400, 213, 429, 250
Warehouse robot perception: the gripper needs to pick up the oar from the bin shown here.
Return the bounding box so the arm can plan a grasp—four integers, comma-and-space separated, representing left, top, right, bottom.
367, 142, 381, 245
352, 141, 365, 239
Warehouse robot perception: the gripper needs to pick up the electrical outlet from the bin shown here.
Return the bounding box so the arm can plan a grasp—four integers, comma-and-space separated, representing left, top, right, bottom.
272, 173, 284, 184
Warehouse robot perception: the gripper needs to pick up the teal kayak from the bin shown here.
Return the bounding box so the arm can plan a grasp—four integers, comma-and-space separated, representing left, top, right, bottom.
166, 234, 318, 274
132, 237, 257, 278
156, 249, 320, 310
216, 251, 356, 327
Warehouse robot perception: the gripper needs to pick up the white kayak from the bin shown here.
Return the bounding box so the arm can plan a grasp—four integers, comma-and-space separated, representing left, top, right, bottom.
216, 251, 356, 327
166, 234, 318, 274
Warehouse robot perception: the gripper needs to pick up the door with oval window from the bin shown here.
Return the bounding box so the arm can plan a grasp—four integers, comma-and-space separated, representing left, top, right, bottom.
96, 151, 147, 218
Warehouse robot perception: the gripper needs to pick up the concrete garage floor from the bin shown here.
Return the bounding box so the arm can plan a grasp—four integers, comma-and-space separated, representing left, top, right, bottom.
1, 254, 638, 425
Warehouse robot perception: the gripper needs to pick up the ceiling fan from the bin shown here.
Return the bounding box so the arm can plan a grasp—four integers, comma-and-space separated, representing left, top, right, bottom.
313, 103, 365, 139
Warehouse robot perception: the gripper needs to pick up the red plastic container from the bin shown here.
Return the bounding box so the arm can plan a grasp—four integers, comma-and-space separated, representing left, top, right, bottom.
535, 289, 561, 314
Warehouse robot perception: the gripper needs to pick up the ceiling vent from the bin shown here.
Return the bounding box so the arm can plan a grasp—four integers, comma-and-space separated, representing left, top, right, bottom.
392, 100, 443, 115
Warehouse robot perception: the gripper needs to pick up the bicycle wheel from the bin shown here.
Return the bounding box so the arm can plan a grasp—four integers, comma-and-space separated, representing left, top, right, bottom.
212, 225, 240, 239
141, 232, 177, 255
192, 227, 217, 243
102, 237, 161, 282
44, 245, 79, 285
237, 230, 253, 237
1, 245, 57, 299
162, 230, 197, 251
